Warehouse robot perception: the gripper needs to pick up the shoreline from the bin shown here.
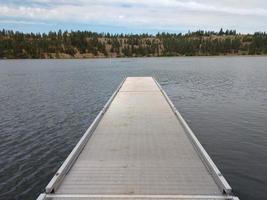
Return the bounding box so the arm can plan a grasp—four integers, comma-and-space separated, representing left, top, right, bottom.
1, 54, 267, 60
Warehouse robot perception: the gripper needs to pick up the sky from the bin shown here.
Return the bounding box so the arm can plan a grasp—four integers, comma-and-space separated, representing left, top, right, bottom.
0, 0, 267, 34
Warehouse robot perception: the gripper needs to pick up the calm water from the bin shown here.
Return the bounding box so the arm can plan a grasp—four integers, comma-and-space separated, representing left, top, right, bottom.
0, 57, 267, 200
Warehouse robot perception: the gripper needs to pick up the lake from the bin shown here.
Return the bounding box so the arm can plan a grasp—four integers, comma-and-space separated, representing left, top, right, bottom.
0, 57, 266, 200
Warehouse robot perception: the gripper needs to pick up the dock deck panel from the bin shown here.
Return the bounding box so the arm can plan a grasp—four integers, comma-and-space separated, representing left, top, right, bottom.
38, 77, 238, 200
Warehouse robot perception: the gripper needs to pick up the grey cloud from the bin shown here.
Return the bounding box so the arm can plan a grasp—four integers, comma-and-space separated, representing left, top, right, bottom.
0, 0, 266, 33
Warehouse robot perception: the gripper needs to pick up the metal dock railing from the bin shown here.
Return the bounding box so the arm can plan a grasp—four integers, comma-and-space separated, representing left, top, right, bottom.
37, 77, 239, 200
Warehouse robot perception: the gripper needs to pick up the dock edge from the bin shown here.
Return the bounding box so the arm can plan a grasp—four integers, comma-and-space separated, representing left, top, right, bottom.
153, 77, 234, 195
44, 78, 126, 194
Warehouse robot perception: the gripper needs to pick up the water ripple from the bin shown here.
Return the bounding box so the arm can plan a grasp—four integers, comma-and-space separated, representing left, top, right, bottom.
0, 57, 267, 200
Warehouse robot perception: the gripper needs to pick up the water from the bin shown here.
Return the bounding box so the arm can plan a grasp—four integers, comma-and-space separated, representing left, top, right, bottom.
0, 57, 266, 200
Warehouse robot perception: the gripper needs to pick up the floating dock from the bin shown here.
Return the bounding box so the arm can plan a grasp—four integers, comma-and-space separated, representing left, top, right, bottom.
38, 77, 239, 200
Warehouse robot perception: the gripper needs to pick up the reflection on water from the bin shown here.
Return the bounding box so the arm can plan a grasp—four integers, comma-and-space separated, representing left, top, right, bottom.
0, 57, 267, 200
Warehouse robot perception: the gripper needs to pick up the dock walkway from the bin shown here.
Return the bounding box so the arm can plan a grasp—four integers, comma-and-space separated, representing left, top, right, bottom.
38, 77, 239, 200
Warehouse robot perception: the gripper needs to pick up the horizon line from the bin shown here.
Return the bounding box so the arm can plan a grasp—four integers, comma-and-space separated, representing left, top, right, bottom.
1, 28, 266, 35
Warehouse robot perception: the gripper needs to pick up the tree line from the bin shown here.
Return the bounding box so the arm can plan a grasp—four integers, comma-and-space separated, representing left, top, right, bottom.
0, 29, 266, 58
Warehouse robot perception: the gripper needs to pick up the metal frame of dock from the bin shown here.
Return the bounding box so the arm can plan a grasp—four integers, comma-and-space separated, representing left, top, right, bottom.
37, 77, 239, 200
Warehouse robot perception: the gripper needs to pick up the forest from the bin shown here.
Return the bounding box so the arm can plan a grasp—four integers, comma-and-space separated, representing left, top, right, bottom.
0, 29, 267, 58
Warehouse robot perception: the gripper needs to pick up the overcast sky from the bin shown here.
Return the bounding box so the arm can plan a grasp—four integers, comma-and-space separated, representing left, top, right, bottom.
0, 0, 267, 33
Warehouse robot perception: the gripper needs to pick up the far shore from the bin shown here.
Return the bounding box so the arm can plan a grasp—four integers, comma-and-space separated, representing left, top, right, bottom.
2, 30, 267, 60
1, 54, 267, 60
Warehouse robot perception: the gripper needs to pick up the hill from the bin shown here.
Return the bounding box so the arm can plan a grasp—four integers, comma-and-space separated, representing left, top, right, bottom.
0, 29, 267, 58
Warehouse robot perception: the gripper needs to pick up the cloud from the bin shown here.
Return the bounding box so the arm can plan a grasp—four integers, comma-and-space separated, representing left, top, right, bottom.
0, 19, 50, 25
0, 0, 267, 33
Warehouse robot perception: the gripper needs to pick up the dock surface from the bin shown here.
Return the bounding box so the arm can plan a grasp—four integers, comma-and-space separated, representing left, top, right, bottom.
38, 77, 238, 200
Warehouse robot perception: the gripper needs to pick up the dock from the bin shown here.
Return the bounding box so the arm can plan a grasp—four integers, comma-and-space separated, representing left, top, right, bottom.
37, 77, 239, 200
